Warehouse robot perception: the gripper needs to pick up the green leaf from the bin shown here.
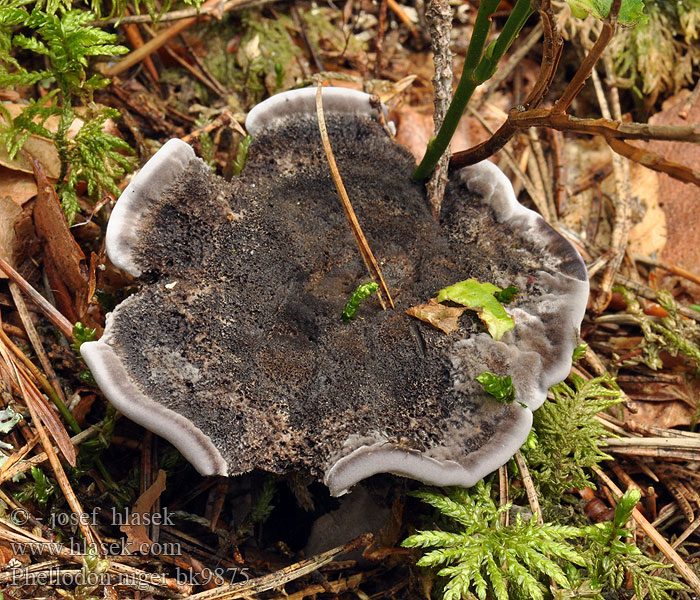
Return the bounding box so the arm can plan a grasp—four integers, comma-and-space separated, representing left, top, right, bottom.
566, 0, 648, 25
476, 372, 516, 403
437, 279, 515, 340
494, 285, 518, 304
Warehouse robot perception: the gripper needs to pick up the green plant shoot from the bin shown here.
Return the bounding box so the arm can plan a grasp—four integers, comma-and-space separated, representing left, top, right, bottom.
402, 482, 587, 600
71, 321, 96, 354
412, 0, 533, 180
413, 0, 647, 181
232, 135, 252, 175
476, 371, 516, 403
342, 282, 379, 322
572, 341, 589, 362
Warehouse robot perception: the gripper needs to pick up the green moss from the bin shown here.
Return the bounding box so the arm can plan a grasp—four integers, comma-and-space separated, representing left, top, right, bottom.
611, 0, 700, 96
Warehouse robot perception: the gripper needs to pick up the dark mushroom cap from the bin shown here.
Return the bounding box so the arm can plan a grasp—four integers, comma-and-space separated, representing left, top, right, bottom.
82, 87, 588, 496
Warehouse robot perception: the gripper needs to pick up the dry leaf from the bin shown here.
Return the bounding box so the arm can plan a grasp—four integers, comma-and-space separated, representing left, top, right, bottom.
648, 90, 700, 274
0, 196, 21, 279
0, 167, 37, 206
0, 104, 83, 180
602, 162, 666, 257
32, 159, 88, 321
120, 469, 167, 554
406, 298, 467, 334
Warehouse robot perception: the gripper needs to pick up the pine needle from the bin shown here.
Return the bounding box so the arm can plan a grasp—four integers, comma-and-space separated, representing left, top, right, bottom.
315, 82, 394, 310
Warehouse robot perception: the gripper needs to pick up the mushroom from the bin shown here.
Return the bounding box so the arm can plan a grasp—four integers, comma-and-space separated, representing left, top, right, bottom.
82, 87, 588, 496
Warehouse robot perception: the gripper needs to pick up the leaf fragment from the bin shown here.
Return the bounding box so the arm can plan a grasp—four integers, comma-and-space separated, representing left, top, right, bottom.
495, 285, 518, 304
436, 279, 515, 340
566, 0, 647, 25
406, 299, 468, 335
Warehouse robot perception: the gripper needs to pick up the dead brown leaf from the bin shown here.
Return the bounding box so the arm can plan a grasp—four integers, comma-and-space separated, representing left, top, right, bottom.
0, 167, 37, 206
0, 196, 21, 279
32, 160, 88, 322
648, 89, 700, 275
120, 469, 167, 554
0, 105, 84, 180
406, 298, 467, 334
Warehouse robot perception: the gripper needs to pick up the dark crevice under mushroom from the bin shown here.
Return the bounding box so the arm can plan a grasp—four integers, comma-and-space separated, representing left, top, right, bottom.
82, 87, 588, 496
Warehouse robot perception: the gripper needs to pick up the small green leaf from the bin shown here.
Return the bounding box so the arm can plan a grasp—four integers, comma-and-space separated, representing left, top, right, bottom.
566, 0, 647, 25
476, 371, 516, 403
437, 279, 515, 340
613, 489, 641, 529
342, 282, 379, 322
690, 304, 700, 314
495, 285, 518, 304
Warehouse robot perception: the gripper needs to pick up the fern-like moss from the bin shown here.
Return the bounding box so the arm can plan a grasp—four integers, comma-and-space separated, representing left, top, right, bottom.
0, 2, 137, 223
405, 486, 686, 600
403, 482, 587, 600
522, 373, 623, 499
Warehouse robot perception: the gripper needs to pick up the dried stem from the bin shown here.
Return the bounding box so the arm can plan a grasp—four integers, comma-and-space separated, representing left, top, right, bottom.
589, 66, 630, 313
315, 83, 394, 309
187, 534, 372, 600
425, 0, 454, 217
514, 450, 543, 525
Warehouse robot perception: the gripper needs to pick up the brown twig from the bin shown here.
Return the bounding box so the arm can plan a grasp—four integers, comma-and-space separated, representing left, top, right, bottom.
315, 83, 394, 309
121, 9, 159, 82
589, 65, 630, 313
498, 464, 509, 527
450, 0, 700, 189
7, 283, 71, 419
631, 253, 700, 288
179, 33, 229, 97
387, 0, 419, 38
514, 450, 543, 525
450, 0, 562, 169
96, 0, 265, 24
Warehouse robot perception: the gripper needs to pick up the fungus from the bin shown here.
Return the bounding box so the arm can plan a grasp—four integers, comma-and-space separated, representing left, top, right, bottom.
82, 87, 588, 496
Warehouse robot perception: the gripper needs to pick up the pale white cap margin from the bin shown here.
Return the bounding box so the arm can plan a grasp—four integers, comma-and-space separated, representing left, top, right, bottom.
246, 87, 386, 137
81, 315, 228, 476
106, 138, 196, 277
325, 405, 533, 496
